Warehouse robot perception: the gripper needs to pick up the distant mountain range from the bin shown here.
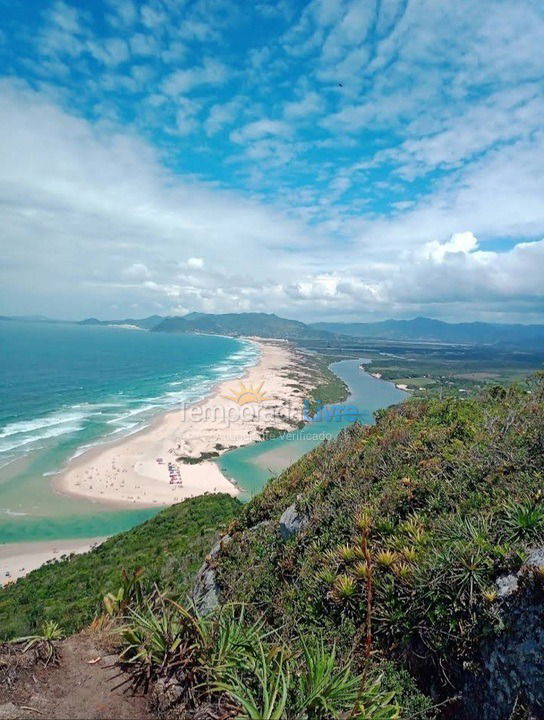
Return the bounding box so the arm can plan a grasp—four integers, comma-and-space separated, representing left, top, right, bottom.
2, 312, 544, 348
311, 316, 544, 347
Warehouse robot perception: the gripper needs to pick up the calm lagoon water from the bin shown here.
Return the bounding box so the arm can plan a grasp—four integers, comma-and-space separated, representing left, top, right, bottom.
0, 321, 258, 542
217, 358, 407, 498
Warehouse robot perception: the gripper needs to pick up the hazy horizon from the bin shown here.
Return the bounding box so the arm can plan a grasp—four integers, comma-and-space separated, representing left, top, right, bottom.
3, 310, 544, 328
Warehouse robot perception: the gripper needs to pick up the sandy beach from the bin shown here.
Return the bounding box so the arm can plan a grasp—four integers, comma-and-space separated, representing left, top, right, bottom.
0, 537, 106, 586
53, 340, 315, 508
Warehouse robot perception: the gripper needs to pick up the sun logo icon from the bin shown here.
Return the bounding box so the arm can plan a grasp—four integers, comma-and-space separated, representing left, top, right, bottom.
223, 380, 268, 405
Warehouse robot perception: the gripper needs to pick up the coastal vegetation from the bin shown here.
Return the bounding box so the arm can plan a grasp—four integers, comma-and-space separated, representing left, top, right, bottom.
151, 311, 337, 342
0, 494, 240, 640
2, 376, 544, 716
304, 352, 350, 415
214, 374, 544, 716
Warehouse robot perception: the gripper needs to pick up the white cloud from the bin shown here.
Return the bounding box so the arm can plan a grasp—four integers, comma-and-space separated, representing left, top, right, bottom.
87, 37, 129, 66
129, 33, 156, 56
423, 232, 479, 263
284, 91, 324, 119
140, 5, 166, 28
0, 81, 315, 319
123, 262, 151, 279
205, 99, 242, 135
187, 257, 204, 268
161, 58, 228, 96
230, 119, 292, 144
175, 97, 201, 136
3, 0, 544, 324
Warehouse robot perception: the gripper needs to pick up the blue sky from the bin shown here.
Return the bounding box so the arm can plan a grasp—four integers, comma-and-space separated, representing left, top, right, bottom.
1, 0, 543, 322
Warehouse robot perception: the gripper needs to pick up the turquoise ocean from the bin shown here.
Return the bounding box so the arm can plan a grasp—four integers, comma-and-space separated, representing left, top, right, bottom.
0, 321, 407, 545
0, 321, 259, 543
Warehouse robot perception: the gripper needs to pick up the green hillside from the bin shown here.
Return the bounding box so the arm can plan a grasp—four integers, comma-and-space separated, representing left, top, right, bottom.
2, 379, 544, 716
215, 375, 544, 714
152, 311, 337, 341
0, 494, 241, 639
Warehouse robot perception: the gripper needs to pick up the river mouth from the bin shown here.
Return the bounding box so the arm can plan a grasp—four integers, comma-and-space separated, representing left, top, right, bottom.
217, 358, 408, 499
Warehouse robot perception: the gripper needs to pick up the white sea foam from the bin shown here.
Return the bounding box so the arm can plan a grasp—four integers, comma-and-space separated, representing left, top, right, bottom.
0, 422, 85, 453
0, 337, 259, 463
0, 411, 88, 439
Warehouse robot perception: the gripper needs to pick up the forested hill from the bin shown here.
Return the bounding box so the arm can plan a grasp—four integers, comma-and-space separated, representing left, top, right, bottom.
151, 311, 336, 341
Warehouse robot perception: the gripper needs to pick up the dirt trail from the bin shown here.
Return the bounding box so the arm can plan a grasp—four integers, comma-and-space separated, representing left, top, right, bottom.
0, 634, 151, 719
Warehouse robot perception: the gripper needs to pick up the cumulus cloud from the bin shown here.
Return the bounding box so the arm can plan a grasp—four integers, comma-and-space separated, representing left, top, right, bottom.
1, 81, 541, 323
123, 263, 151, 279
0, 81, 314, 318
2, 0, 544, 323
230, 119, 292, 144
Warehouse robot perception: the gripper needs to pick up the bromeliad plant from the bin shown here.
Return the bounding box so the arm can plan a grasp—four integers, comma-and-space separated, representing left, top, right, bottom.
502, 500, 544, 542
11, 620, 65, 666
114, 586, 399, 719
115, 590, 204, 694
103, 567, 144, 617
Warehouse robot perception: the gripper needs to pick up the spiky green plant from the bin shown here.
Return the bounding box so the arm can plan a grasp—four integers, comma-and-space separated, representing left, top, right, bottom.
434, 546, 492, 606
12, 620, 65, 666
439, 515, 491, 545
103, 566, 144, 617
294, 638, 360, 718
206, 604, 275, 682
338, 544, 363, 563
392, 562, 413, 582
352, 562, 369, 581
355, 509, 373, 533
316, 568, 337, 585
482, 589, 497, 603
213, 631, 365, 719
331, 574, 357, 603
375, 551, 397, 568
212, 639, 290, 719
350, 676, 400, 719
503, 501, 544, 542
400, 546, 418, 563
323, 548, 341, 566
117, 592, 202, 693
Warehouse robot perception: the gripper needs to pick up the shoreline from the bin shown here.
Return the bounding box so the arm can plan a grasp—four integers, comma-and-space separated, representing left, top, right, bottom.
0, 536, 107, 586
52, 339, 316, 509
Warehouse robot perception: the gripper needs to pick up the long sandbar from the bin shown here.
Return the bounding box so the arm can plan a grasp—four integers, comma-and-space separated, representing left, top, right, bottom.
52, 340, 314, 508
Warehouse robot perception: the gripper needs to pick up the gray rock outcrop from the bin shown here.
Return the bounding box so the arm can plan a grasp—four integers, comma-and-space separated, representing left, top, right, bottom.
190, 535, 231, 615
461, 547, 544, 719
279, 503, 308, 540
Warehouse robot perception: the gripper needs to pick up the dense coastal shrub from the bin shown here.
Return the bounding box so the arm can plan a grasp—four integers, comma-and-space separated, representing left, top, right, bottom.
216, 376, 544, 712
0, 494, 241, 639
3, 376, 544, 716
